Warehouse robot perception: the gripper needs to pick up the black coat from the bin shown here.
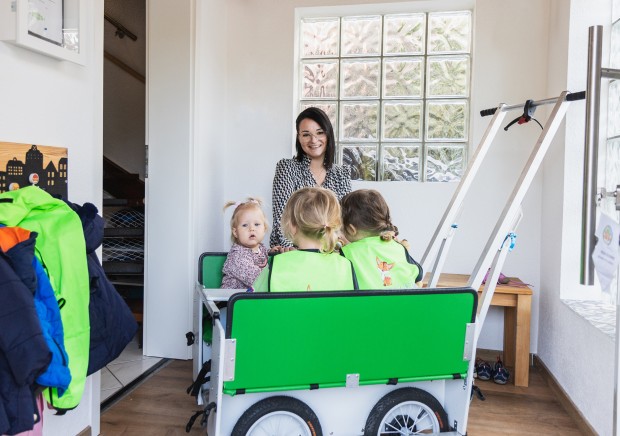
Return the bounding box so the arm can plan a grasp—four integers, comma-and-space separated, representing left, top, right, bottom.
0, 252, 51, 435
65, 202, 138, 375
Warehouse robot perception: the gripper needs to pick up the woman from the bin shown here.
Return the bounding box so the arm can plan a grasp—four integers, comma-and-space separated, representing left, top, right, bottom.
270, 107, 352, 251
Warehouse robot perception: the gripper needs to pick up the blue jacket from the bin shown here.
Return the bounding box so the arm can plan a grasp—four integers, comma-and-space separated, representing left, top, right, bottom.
65, 202, 138, 375
0, 227, 71, 396
0, 246, 51, 434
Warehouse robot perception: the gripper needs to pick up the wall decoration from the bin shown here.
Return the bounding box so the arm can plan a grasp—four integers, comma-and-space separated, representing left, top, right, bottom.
0, 141, 68, 199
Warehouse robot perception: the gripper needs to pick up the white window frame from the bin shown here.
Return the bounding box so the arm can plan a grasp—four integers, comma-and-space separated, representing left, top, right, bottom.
293, 0, 475, 182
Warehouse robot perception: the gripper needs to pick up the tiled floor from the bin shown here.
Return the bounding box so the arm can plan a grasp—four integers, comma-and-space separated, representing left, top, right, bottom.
100, 335, 163, 403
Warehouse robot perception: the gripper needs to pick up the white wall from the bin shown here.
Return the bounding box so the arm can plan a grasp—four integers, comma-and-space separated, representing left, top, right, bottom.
0, 1, 104, 434
539, 1, 614, 434
194, 0, 552, 353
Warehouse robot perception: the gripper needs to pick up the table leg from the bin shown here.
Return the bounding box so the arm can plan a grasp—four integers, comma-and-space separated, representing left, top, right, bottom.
514, 294, 531, 387
503, 307, 516, 368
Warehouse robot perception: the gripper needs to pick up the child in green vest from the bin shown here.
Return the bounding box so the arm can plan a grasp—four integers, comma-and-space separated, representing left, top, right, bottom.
254, 187, 358, 292
340, 189, 422, 290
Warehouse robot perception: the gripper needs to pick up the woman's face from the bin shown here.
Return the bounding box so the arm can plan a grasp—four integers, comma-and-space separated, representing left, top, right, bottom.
298, 118, 327, 161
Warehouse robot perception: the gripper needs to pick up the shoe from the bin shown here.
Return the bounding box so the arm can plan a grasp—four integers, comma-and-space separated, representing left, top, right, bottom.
493, 355, 510, 384
475, 359, 492, 381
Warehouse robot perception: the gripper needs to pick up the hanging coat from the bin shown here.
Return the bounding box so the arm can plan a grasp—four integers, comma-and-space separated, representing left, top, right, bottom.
0, 226, 71, 395
0, 186, 90, 411
0, 251, 51, 435
64, 201, 138, 375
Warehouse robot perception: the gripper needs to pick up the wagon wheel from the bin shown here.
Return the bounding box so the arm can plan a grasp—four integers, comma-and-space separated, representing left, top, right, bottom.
232, 396, 322, 436
364, 387, 450, 435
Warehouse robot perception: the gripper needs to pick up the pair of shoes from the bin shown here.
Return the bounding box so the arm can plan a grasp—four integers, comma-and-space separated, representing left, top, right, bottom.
475, 358, 492, 381
493, 355, 510, 384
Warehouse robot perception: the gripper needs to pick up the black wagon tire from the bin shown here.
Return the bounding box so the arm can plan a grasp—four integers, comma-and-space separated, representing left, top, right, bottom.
364, 387, 450, 435
232, 396, 323, 436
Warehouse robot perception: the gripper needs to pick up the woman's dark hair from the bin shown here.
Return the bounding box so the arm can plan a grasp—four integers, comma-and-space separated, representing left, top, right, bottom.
294, 107, 336, 170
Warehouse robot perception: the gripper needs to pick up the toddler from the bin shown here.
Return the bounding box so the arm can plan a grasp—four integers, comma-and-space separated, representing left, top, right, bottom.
254, 187, 357, 292
340, 189, 422, 290
221, 198, 270, 289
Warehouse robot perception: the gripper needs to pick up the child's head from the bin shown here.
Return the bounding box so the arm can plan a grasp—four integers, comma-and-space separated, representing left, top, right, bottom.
223, 198, 268, 250
281, 187, 341, 253
341, 189, 397, 242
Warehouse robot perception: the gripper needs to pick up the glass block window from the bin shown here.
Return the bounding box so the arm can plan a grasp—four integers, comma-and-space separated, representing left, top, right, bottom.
298, 11, 472, 181
603, 6, 620, 302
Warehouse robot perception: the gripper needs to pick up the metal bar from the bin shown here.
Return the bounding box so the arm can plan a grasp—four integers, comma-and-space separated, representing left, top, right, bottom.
581, 25, 602, 286
104, 13, 138, 41
602, 67, 620, 80
421, 105, 508, 275
427, 224, 458, 288
479, 91, 585, 117
469, 93, 571, 289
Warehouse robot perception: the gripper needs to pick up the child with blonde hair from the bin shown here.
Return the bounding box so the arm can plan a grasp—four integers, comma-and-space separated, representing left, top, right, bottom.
221, 198, 270, 289
340, 189, 422, 290
255, 187, 357, 292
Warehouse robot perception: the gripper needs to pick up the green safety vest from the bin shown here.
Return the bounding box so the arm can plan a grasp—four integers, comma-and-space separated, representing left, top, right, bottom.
341, 237, 421, 290
0, 186, 90, 410
264, 249, 356, 292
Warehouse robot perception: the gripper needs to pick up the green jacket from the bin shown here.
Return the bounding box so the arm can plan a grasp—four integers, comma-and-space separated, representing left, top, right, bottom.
341, 237, 422, 290
0, 186, 90, 410
260, 249, 357, 292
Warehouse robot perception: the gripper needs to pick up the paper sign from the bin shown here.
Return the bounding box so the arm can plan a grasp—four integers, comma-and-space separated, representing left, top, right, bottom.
592, 212, 620, 293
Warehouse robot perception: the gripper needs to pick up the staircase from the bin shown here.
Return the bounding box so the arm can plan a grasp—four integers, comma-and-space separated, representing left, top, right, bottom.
102, 157, 145, 330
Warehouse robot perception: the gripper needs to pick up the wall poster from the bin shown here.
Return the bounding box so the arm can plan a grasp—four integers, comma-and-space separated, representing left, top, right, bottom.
0, 141, 68, 199
28, 0, 64, 46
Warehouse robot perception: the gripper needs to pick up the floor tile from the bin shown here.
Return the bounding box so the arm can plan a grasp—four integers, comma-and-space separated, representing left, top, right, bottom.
106, 357, 163, 386
109, 335, 144, 364
101, 367, 122, 390
101, 388, 121, 403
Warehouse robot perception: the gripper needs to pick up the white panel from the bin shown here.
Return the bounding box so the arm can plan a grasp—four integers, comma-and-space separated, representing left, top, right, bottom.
144, 0, 194, 358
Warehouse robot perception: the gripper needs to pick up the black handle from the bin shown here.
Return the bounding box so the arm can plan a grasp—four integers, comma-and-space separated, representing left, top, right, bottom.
480, 107, 498, 117
567, 90, 586, 101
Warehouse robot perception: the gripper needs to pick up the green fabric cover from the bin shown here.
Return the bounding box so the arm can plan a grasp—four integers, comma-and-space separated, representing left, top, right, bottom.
0, 187, 90, 409
268, 250, 355, 292
223, 289, 476, 395
342, 237, 420, 289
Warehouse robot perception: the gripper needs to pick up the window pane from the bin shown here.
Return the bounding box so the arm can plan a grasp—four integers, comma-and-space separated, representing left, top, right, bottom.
301, 60, 339, 99
382, 102, 422, 140
426, 144, 465, 182
341, 59, 381, 99
342, 145, 377, 180
428, 11, 471, 54
608, 80, 620, 138
427, 56, 469, 97
341, 16, 382, 56
426, 100, 468, 141
300, 102, 339, 139
383, 58, 424, 98
301, 18, 340, 57
612, 20, 620, 69
606, 138, 620, 198
382, 145, 420, 181
384, 14, 426, 55
340, 102, 379, 140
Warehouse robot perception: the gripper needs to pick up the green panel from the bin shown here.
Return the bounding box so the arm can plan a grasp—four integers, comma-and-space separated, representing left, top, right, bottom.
199, 252, 227, 287
223, 289, 475, 395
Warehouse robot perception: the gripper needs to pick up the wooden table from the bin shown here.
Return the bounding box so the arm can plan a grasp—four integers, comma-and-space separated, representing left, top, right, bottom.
423, 273, 533, 387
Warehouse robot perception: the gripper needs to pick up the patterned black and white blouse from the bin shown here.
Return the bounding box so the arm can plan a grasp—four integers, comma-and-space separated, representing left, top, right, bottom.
270, 155, 352, 248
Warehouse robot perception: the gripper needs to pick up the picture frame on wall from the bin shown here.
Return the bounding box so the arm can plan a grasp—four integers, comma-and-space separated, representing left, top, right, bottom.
27, 0, 63, 46
0, 141, 68, 199
0, 0, 85, 65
